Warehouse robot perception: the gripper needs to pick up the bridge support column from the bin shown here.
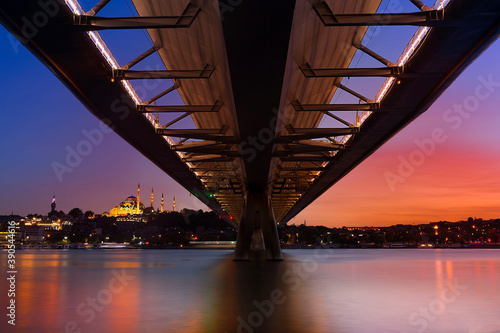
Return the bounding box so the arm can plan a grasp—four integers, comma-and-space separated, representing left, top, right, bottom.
234, 191, 283, 261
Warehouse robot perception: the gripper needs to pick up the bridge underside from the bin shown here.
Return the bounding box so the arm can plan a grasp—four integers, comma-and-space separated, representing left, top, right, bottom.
1, 0, 500, 260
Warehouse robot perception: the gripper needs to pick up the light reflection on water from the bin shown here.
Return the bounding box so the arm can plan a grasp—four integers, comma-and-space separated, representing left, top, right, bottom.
1, 249, 500, 333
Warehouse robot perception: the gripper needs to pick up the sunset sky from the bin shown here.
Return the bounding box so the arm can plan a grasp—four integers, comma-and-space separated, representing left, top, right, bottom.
1, 0, 499, 227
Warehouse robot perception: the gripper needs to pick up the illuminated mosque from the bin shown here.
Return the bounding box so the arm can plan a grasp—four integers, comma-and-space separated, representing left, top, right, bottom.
106, 184, 175, 217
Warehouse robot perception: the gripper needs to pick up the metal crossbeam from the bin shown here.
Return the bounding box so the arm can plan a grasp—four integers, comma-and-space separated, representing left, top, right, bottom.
272, 191, 308, 195
291, 140, 345, 149
273, 198, 306, 202
274, 142, 344, 155
74, 3, 201, 30
300, 64, 403, 77
85, 0, 112, 16
191, 167, 237, 172
272, 186, 309, 191
353, 44, 395, 67
278, 167, 326, 172
161, 113, 190, 129
276, 127, 359, 142
292, 100, 380, 112
207, 186, 242, 191
143, 84, 179, 106
314, 1, 445, 27
173, 146, 239, 156
280, 155, 336, 162
137, 101, 223, 113
182, 156, 234, 163
112, 65, 214, 80
171, 141, 220, 150
274, 175, 317, 180
121, 46, 161, 70
410, 0, 432, 11
156, 128, 235, 142
336, 82, 374, 103
201, 180, 241, 185
199, 178, 240, 182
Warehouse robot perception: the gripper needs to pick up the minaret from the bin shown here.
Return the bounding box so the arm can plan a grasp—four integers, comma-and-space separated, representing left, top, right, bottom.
51, 195, 56, 212
151, 188, 154, 208
173, 196, 176, 212
136, 183, 141, 214
161, 193, 164, 213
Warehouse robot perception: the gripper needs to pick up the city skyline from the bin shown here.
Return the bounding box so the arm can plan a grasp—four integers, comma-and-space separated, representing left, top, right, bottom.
1, 1, 500, 227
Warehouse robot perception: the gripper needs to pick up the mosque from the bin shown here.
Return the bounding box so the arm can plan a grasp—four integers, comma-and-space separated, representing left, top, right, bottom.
106, 184, 175, 217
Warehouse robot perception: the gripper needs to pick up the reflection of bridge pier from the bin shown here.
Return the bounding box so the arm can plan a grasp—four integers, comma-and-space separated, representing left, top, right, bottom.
209, 255, 298, 332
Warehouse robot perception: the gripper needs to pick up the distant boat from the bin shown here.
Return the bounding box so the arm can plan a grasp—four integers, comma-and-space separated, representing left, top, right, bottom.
96, 242, 130, 249
386, 242, 406, 248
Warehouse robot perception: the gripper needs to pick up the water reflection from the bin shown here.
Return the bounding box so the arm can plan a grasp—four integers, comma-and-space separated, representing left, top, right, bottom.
1, 249, 500, 333
208, 256, 297, 332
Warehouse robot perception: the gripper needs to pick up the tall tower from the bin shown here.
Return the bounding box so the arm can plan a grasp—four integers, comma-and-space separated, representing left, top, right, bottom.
136, 183, 141, 214
161, 193, 164, 213
51, 195, 56, 212
173, 196, 176, 212
151, 188, 154, 208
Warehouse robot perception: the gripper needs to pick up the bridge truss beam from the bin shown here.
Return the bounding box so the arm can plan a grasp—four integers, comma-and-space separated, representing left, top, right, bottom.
74, 3, 201, 30
112, 65, 214, 80
314, 1, 445, 27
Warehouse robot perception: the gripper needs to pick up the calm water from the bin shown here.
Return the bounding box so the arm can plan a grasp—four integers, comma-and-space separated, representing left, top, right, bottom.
1, 249, 500, 333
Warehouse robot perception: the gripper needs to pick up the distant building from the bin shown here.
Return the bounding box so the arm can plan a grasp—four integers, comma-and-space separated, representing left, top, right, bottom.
104, 184, 171, 217
48, 195, 58, 220
108, 196, 145, 217
51, 195, 56, 213
150, 188, 154, 209
344, 227, 380, 231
